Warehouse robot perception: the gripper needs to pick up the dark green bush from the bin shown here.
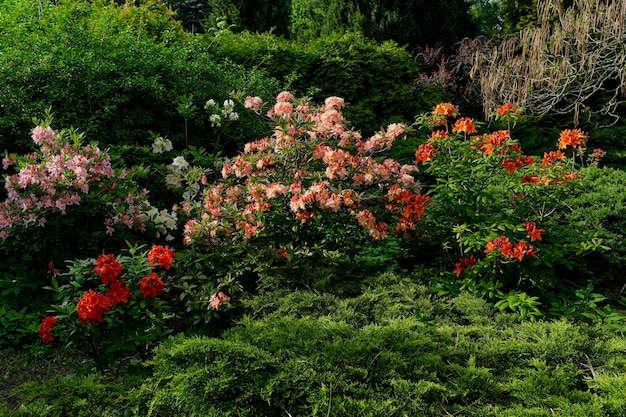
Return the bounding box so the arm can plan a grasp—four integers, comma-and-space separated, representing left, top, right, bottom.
0, 0, 276, 157
209, 31, 421, 133
551, 166, 626, 289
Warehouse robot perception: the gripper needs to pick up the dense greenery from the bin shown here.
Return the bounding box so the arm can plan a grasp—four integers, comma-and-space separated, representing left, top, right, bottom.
0, 0, 276, 156
5, 275, 626, 416
207, 30, 421, 133
1, 0, 626, 415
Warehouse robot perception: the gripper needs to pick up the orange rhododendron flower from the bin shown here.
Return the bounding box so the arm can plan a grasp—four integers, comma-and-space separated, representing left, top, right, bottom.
485, 236, 513, 256
415, 143, 437, 163
497, 103, 520, 116
509, 240, 537, 261
428, 130, 450, 142
452, 117, 478, 135
454, 255, 477, 276
524, 221, 544, 241
501, 156, 534, 174
541, 150, 566, 167
558, 129, 588, 149
432, 103, 459, 118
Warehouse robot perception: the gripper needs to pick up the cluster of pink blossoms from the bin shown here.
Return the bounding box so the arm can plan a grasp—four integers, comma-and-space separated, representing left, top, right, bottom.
184, 92, 429, 244
0, 125, 151, 239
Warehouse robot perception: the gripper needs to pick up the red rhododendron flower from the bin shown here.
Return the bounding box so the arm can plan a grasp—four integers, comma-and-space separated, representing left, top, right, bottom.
139, 272, 166, 298
452, 117, 478, 135
39, 316, 58, 344
105, 280, 131, 306
209, 291, 231, 310
454, 255, 477, 276
77, 290, 111, 325
147, 245, 175, 270
432, 103, 459, 118
524, 221, 544, 241
93, 254, 123, 285
558, 129, 588, 149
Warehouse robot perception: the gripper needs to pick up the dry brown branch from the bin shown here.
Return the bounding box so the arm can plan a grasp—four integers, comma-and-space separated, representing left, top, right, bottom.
472, 0, 626, 126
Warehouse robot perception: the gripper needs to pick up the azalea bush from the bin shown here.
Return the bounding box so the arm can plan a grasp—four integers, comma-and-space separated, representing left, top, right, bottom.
175, 91, 428, 321
411, 103, 610, 319
40, 244, 175, 371
0, 118, 177, 345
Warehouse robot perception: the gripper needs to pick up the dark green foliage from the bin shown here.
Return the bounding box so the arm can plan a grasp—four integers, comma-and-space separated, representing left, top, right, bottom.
589, 123, 626, 169
210, 31, 420, 133
500, 0, 539, 33
0, 0, 276, 157
552, 166, 626, 288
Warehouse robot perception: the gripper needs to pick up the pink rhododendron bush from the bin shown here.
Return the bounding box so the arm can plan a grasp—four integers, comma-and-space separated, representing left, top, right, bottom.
174, 92, 429, 321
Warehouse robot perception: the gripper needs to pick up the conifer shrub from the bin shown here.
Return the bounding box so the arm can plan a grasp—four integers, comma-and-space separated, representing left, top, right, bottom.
131, 274, 626, 416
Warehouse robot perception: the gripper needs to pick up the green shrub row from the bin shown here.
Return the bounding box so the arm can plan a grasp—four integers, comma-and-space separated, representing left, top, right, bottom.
5, 274, 626, 416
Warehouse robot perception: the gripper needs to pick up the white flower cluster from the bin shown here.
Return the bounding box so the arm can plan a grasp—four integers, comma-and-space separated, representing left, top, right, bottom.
205, 98, 239, 127
141, 204, 178, 241
165, 156, 189, 189
151, 136, 173, 154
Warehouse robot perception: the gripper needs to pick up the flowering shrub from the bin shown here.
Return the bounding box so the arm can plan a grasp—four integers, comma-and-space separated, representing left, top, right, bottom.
412, 103, 609, 318
0, 118, 177, 242
40, 244, 175, 371
176, 92, 428, 310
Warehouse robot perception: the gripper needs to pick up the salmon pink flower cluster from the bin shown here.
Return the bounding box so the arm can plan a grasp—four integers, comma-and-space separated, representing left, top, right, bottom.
183, 92, 428, 246
209, 291, 231, 310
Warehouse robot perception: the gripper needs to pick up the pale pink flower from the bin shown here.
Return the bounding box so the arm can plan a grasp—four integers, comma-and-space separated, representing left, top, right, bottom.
244, 96, 263, 112
385, 123, 405, 139
276, 91, 294, 103
209, 291, 231, 310
2, 155, 14, 170
31, 126, 55, 146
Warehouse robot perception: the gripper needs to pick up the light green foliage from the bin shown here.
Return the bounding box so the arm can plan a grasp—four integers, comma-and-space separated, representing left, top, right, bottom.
130, 274, 626, 416
7, 274, 626, 415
